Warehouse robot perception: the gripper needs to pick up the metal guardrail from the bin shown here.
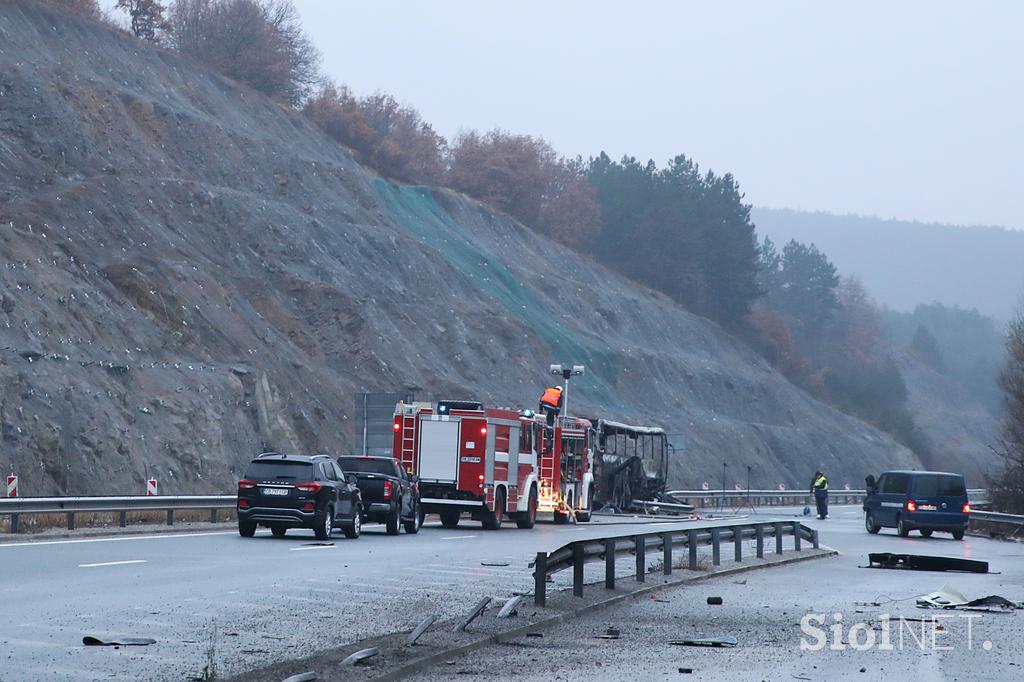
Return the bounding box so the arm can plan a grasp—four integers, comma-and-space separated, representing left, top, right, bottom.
532, 520, 818, 606
969, 510, 1024, 538
666, 488, 989, 507
0, 495, 236, 533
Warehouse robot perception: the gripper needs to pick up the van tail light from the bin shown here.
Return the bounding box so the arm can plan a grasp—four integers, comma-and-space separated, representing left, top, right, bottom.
238, 479, 256, 490
906, 500, 917, 512
383, 480, 393, 500
963, 503, 971, 513
296, 482, 321, 494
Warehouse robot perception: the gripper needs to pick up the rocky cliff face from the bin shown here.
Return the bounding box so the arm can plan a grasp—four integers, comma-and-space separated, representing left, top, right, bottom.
0, 2, 920, 495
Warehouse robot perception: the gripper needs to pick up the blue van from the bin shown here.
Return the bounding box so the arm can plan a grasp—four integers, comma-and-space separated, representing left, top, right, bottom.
863, 470, 970, 540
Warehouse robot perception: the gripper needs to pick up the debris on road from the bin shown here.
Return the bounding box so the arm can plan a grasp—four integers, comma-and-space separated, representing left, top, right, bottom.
679, 667, 694, 674
597, 627, 620, 639
670, 635, 738, 648
453, 597, 491, 632
301, 542, 334, 547
341, 648, 378, 666
526, 632, 544, 638
481, 561, 510, 567
281, 673, 317, 682
867, 553, 988, 573
82, 636, 155, 646
916, 585, 1022, 612
497, 595, 524, 618
407, 615, 437, 646
706, 596, 724, 605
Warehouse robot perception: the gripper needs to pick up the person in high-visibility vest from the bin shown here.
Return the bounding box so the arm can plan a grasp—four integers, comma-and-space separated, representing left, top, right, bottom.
811, 470, 829, 519
538, 385, 563, 428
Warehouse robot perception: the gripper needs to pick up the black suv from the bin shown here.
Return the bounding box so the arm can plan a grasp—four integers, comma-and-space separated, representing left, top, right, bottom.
237, 453, 362, 540
338, 456, 422, 535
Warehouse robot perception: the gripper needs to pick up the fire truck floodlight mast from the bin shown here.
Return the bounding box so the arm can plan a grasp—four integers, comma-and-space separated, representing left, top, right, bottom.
549, 363, 585, 419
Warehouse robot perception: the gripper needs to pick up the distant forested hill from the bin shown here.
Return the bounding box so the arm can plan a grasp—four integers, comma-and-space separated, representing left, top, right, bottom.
753, 208, 1024, 321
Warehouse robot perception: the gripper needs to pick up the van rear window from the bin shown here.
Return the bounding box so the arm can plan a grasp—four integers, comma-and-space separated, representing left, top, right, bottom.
245, 461, 313, 480
916, 474, 966, 497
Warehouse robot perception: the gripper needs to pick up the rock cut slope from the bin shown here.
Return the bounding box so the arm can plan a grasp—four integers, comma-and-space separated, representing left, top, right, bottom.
0, 2, 918, 495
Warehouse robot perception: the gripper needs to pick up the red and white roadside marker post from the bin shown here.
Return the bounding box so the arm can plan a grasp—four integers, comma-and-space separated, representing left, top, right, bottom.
6, 474, 16, 498
146, 478, 158, 496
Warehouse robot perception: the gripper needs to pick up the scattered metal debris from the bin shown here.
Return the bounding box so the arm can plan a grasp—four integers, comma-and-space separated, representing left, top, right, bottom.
407, 615, 437, 646
706, 596, 723, 605
281, 673, 317, 682
481, 561, 510, 567
497, 596, 524, 618
917, 585, 1022, 612
301, 542, 334, 547
597, 627, 620, 639
83, 636, 155, 646
867, 553, 988, 573
526, 632, 544, 638
341, 648, 378, 666
679, 668, 694, 674
791, 675, 811, 681
453, 597, 491, 633
670, 635, 738, 648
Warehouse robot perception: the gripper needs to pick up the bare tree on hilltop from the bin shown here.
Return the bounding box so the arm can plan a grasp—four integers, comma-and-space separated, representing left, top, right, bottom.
990, 307, 1024, 512
167, 0, 320, 107
116, 0, 169, 41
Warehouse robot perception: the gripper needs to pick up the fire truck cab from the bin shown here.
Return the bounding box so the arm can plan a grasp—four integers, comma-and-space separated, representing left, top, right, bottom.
392, 399, 595, 529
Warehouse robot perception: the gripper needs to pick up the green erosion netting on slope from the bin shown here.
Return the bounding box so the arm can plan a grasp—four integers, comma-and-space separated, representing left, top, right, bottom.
374, 181, 624, 409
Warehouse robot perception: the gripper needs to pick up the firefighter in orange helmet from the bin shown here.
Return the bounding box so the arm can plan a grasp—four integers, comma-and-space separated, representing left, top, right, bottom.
538, 385, 563, 428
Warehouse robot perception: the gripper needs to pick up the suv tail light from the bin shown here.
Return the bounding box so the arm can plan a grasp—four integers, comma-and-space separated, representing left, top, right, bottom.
963, 503, 971, 513
906, 500, 917, 512
238, 479, 256, 490
296, 482, 321, 494
383, 480, 393, 500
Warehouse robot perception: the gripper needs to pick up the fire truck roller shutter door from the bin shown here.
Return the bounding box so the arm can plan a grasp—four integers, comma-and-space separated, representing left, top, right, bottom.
485, 421, 496, 485
418, 419, 460, 481
508, 425, 520, 510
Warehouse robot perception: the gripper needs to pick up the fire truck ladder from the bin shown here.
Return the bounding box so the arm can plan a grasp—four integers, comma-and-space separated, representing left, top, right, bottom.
539, 428, 556, 487
399, 411, 417, 470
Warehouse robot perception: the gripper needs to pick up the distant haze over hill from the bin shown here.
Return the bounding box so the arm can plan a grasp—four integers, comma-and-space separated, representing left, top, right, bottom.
753, 208, 1024, 321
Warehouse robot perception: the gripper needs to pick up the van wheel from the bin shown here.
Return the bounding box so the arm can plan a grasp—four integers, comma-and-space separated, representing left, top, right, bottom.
440, 510, 460, 529
516, 487, 538, 529
952, 529, 965, 541
865, 512, 880, 534
919, 529, 933, 538
897, 516, 911, 537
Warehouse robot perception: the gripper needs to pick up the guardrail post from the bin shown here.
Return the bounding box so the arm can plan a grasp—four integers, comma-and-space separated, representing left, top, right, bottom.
792, 521, 801, 551
66, 512, 75, 531
687, 530, 698, 570
119, 511, 127, 528
711, 528, 721, 566
733, 526, 742, 562
10, 513, 18, 534
662, 533, 673, 575
635, 536, 646, 583
209, 509, 218, 524
756, 525, 765, 558
812, 528, 819, 549
774, 522, 783, 554
572, 543, 584, 598
534, 552, 547, 607
605, 538, 616, 589
166, 510, 174, 526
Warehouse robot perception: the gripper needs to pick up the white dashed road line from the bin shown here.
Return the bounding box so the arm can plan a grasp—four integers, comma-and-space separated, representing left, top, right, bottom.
440, 535, 477, 540
78, 559, 147, 568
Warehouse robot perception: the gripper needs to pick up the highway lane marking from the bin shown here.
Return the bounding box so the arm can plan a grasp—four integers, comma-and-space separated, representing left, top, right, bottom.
289, 544, 336, 551
79, 559, 147, 568
440, 535, 476, 540
0, 531, 239, 549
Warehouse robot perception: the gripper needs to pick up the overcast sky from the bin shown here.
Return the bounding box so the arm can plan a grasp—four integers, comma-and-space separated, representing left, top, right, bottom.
105, 1, 1024, 229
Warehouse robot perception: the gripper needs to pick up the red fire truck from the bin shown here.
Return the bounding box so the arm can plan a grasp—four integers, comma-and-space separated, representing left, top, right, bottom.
392, 399, 595, 529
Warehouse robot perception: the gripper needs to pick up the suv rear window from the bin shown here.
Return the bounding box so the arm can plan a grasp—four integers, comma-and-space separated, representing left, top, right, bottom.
338, 457, 397, 476
915, 474, 966, 497
245, 461, 314, 480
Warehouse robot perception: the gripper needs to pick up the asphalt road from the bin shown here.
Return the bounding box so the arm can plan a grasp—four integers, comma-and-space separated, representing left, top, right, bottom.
408, 506, 1024, 682
0, 511, 768, 681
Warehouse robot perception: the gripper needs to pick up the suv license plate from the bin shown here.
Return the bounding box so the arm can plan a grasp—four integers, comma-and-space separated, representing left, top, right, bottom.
262, 488, 289, 496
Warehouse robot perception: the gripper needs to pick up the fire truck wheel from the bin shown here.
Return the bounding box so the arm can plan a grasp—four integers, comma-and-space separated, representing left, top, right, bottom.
576, 486, 593, 522
483, 488, 506, 530
440, 510, 460, 529
553, 511, 569, 524
516, 487, 538, 529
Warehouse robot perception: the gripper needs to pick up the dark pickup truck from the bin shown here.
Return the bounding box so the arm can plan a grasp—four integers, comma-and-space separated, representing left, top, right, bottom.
337, 456, 422, 535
